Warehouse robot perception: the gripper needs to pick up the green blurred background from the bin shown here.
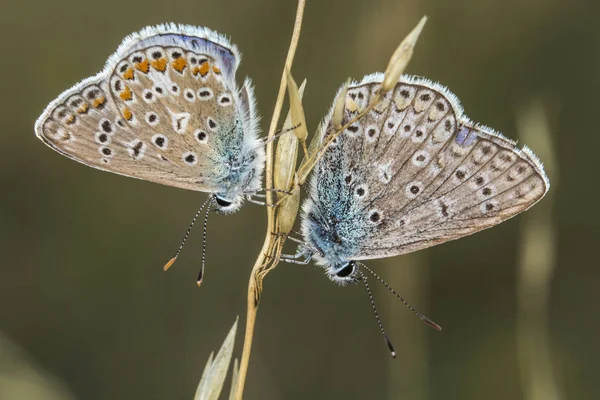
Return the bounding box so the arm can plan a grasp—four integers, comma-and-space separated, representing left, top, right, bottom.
0, 0, 597, 399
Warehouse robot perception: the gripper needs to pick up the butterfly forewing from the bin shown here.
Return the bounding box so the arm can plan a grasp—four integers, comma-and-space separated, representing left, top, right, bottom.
309, 74, 549, 262
35, 25, 255, 193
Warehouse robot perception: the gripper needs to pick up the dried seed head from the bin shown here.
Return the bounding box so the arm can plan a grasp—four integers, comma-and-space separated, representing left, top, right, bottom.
278, 185, 301, 235
332, 79, 350, 130
285, 68, 308, 143
382, 16, 427, 92
298, 121, 324, 186
274, 78, 306, 192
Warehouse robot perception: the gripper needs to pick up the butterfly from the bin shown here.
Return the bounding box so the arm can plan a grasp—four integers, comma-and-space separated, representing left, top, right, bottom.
279, 73, 549, 353
35, 24, 264, 214
292, 73, 549, 283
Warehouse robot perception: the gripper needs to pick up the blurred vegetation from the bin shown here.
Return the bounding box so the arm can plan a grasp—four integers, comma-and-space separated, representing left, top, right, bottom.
0, 0, 598, 399
195, 318, 238, 400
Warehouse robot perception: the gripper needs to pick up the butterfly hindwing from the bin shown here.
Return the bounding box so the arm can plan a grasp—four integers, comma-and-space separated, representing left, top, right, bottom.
368, 123, 548, 258
35, 25, 261, 194
305, 74, 549, 263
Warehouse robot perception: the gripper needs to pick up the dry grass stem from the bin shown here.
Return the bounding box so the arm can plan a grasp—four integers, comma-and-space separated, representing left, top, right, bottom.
234, 9, 427, 399
234, 1, 306, 399
284, 69, 309, 158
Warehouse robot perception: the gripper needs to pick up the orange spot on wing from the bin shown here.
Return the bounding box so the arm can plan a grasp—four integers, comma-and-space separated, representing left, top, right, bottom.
212, 65, 221, 75
77, 103, 89, 114
135, 59, 149, 73
93, 96, 106, 108
120, 86, 132, 101
122, 107, 133, 121
151, 58, 167, 72
198, 61, 209, 77
172, 57, 187, 73
122, 68, 135, 80
65, 114, 76, 125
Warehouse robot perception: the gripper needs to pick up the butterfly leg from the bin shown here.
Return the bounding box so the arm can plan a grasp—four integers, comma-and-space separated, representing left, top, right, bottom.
260, 122, 303, 146
270, 232, 325, 258
248, 187, 299, 208
278, 256, 312, 265
278, 234, 310, 248
246, 197, 276, 208
257, 121, 305, 151
249, 188, 293, 196
268, 250, 312, 265
266, 188, 294, 195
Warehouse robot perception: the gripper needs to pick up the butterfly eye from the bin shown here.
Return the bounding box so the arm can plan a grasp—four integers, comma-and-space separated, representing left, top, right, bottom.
215, 196, 233, 208
335, 262, 355, 278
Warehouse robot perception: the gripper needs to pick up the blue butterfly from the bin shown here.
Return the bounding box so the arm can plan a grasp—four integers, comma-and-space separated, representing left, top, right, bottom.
285, 73, 549, 354
35, 25, 266, 283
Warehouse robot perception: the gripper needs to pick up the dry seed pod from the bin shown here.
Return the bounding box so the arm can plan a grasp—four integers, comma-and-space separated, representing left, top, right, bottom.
382, 16, 427, 92
295, 17, 427, 187
274, 79, 307, 193
332, 79, 350, 130
285, 68, 309, 156
275, 78, 306, 236
297, 121, 324, 185
277, 183, 301, 235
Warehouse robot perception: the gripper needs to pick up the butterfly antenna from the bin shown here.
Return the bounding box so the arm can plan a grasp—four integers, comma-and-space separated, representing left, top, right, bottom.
163, 196, 213, 272
197, 196, 215, 287
358, 263, 442, 332
259, 123, 302, 146
357, 269, 396, 358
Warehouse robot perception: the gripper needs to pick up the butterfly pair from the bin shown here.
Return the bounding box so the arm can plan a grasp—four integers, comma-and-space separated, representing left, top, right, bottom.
35, 24, 549, 303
